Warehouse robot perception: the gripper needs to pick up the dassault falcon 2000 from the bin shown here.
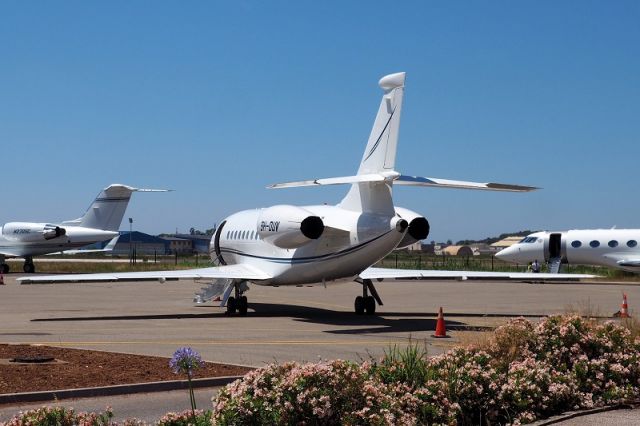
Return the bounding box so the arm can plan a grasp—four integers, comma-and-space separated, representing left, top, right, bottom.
496, 229, 640, 273
20, 72, 594, 314
1, 184, 166, 273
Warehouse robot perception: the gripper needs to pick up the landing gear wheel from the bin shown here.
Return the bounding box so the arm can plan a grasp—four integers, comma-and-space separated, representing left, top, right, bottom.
354, 296, 365, 315
364, 296, 376, 315
1, 264, 9, 274
226, 296, 237, 315
23, 263, 35, 274
238, 296, 248, 316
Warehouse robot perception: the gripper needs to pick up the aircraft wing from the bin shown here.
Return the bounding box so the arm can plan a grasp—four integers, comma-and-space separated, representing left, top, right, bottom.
616, 260, 640, 268
18, 264, 271, 284
46, 236, 120, 255
360, 267, 596, 280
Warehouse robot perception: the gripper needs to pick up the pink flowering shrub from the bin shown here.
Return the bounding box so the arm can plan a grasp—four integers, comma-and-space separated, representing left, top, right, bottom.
213, 315, 640, 425
158, 409, 211, 426
3, 406, 114, 426
213, 359, 419, 425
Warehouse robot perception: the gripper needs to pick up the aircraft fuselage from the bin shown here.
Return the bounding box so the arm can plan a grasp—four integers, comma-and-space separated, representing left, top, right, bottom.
210, 204, 409, 285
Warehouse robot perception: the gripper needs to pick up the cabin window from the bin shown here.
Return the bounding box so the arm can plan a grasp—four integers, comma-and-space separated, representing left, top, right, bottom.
627, 240, 637, 248
226, 231, 230, 239
242, 231, 247, 240
250, 231, 255, 239
608, 240, 619, 248
589, 240, 600, 248
571, 240, 582, 248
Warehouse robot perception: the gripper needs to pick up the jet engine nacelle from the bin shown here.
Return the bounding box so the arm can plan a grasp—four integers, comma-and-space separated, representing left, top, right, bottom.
1, 222, 67, 242
395, 207, 430, 249
257, 205, 324, 249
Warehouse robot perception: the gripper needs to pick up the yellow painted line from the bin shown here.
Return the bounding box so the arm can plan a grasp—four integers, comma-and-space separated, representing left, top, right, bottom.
25, 340, 406, 347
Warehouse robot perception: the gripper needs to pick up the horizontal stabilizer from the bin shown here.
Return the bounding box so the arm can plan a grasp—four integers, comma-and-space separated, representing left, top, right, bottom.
268, 173, 394, 189
268, 171, 536, 192
394, 175, 538, 192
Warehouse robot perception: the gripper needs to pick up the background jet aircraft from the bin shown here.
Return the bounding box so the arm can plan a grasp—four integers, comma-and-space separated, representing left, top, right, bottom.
496, 229, 640, 273
1, 184, 167, 273
20, 72, 594, 314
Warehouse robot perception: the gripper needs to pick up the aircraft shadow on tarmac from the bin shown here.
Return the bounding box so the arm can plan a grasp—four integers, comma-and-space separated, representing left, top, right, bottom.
30, 302, 501, 335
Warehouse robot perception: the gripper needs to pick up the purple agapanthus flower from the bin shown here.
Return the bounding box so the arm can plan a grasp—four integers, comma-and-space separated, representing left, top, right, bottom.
169, 347, 205, 376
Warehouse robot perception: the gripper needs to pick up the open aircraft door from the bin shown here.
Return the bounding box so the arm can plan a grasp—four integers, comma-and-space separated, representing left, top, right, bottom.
544, 233, 565, 262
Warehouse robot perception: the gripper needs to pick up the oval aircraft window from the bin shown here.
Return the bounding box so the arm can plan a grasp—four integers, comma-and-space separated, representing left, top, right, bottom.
628, 240, 638, 248
589, 240, 600, 248
608, 240, 619, 248
571, 240, 582, 248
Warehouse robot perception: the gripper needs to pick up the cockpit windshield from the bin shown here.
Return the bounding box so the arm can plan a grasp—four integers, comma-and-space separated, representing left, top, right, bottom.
519, 237, 538, 243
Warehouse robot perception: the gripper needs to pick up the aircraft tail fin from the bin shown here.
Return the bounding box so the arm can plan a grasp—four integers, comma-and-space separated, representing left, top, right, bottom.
356, 72, 405, 175
338, 72, 405, 213
62, 184, 170, 231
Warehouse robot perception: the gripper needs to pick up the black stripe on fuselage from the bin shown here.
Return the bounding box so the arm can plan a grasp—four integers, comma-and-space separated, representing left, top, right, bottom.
219, 230, 394, 264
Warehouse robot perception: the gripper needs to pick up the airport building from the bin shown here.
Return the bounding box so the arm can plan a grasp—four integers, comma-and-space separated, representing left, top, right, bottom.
112, 231, 167, 256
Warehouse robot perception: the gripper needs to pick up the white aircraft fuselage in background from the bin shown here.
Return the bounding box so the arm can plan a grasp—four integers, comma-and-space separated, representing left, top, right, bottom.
21, 72, 594, 315
496, 229, 640, 272
1, 184, 165, 273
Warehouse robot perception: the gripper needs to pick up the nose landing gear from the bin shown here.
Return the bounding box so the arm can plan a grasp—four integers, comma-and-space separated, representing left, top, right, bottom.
23, 257, 35, 274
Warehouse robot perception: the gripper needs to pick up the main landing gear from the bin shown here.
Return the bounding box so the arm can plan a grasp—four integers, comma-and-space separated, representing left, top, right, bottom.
354, 279, 383, 315
225, 281, 249, 316
23, 257, 35, 274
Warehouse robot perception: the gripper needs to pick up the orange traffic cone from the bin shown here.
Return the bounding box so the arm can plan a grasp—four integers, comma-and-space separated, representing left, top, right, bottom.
0, 272, 4, 285
620, 293, 630, 318
432, 307, 449, 338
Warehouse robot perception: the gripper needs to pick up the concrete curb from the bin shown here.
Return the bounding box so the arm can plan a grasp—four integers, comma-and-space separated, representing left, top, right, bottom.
0, 376, 242, 405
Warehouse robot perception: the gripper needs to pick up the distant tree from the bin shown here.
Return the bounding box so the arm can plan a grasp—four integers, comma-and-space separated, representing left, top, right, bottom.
446, 239, 453, 245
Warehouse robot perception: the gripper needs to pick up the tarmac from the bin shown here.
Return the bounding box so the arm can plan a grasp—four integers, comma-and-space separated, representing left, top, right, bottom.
1, 273, 639, 422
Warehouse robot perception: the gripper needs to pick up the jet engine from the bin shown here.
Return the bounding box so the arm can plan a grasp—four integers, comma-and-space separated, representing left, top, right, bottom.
395, 207, 430, 249
257, 205, 324, 249
1, 222, 67, 242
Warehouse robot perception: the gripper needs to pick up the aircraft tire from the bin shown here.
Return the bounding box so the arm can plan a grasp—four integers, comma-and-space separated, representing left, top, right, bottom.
364, 296, 376, 315
238, 296, 248, 316
23, 263, 35, 274
227, 296, 237, 315
1, 264, 9, 274
354, 296, 365, 315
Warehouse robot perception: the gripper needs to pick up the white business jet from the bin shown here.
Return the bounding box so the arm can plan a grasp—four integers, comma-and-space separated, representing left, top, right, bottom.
19, 72, 594, 314
1, 184, 166, 273
496, 229, 640, 273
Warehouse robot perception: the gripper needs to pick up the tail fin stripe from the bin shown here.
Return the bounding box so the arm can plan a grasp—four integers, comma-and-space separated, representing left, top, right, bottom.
363, 106, 396, 162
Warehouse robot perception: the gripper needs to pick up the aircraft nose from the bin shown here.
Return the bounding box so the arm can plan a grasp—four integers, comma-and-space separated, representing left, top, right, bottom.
496, 246, 517, 261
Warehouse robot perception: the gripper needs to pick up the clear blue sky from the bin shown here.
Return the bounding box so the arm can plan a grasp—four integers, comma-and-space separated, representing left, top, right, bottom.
1, 1, 638, 243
